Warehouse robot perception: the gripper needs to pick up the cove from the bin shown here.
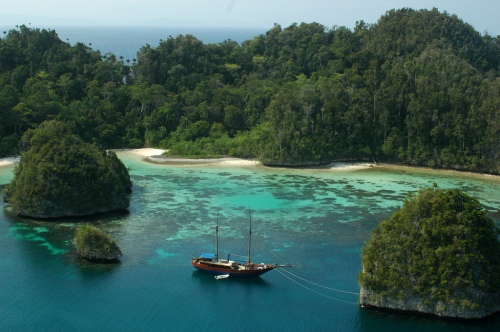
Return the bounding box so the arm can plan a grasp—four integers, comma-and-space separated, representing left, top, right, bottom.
0, 152, 499, 331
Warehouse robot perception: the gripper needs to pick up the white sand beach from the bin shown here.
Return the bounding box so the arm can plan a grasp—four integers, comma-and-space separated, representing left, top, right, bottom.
145, 155, 263, 167
0, 148, 375, 171
0, 157, 20, 168
124, 148, 166, 157
141, 149, 374, 170
324, 162, 375, 170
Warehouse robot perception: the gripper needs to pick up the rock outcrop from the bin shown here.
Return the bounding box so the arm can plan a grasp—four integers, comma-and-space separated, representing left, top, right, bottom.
73, 224, 122, 262
2, 121, 132, 219
358, 187, 500, 319
360, 284, 500, 319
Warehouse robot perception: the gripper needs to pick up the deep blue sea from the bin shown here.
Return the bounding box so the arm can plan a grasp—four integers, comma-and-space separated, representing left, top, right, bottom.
1, 151, 499, 331
1, 25, 267, 62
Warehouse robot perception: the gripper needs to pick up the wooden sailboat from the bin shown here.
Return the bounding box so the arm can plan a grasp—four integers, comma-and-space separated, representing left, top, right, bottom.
191, 210, 277, 278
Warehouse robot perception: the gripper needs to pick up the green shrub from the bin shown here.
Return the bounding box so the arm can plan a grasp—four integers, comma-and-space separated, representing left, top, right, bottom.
73, 224, 122, 262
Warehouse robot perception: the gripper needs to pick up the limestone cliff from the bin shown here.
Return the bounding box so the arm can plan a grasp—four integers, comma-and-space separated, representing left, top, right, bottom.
358, 187, 500, 319
360, 281, 500, 319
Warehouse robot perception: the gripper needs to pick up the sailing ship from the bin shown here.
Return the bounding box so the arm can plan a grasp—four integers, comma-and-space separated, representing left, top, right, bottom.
191, 210, 277, 278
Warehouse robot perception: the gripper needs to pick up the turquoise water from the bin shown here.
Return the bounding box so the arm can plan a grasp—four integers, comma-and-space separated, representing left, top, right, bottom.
1, 155, 499, 331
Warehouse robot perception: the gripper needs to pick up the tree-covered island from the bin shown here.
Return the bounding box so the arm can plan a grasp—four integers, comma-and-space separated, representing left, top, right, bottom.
73, 224, 122, 262
2, 120, 132, 219
0, 8, 499, 173
358, 186, 500, 319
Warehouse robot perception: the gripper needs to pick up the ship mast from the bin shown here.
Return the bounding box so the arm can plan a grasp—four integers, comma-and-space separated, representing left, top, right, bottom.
248, 208, 252, 264
215, 210, 219, 261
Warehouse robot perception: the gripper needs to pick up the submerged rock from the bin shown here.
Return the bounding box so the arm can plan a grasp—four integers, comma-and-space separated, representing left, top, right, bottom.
73, 224, 122, 262
358, 187, 500, 319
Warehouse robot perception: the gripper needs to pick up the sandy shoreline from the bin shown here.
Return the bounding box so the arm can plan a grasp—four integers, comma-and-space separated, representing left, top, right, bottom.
2, 149, 499, 178
122, 148, 370, 169
0, 149, 375, 170
145, 155, 263, 167
0, 148, 166, 168
143, 152, 373, 170
0, 157, 20, 168
116, 148, 375, 169
114, 148, 262, 167
99, 150, 500, 177
119, 148, 167, 158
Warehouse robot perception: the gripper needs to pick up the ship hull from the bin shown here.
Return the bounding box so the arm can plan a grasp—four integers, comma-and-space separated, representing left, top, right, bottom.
192, 259, 275, 277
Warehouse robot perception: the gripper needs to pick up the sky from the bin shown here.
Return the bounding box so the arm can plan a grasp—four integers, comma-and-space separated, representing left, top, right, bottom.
1, 0, 499, 36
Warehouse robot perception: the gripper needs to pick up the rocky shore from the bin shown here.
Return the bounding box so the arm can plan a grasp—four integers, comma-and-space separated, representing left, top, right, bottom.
360, 285, 500, 319
358, 187, 500, 320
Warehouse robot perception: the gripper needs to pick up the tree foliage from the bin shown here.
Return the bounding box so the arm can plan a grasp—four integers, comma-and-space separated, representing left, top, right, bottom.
73, 224, 122, 262
1, 8, 500, 172
359, 186, 500, 309
3, 120, 132, 218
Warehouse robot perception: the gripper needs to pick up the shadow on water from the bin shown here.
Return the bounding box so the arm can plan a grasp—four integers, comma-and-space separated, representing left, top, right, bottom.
3, 206, 128, 273
358, 306, 500, 332
64, 250, 122, 274
191, 270, 272, 288
4, 207, 130, 222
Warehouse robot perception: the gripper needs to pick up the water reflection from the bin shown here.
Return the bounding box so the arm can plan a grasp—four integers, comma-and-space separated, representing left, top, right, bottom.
357, 305, 500, 332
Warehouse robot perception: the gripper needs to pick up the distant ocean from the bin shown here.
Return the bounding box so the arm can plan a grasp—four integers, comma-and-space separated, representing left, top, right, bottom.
1, 25, 266, 61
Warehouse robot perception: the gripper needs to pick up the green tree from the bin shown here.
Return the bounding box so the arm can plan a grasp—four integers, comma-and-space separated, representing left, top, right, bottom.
3, 120, 132, 218
359, 187, 500, 315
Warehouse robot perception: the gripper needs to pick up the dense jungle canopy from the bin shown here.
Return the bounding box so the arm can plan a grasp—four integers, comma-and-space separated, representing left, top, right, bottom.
3, 121, 132, 218
1, 8, 499, 172
358, 186, 500, 317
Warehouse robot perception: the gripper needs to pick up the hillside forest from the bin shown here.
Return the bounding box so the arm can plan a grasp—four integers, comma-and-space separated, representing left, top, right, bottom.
1, 8, 499, 172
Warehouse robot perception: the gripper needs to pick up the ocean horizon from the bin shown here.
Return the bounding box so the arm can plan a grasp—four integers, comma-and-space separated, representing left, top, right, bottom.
0, 25, 267, 62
